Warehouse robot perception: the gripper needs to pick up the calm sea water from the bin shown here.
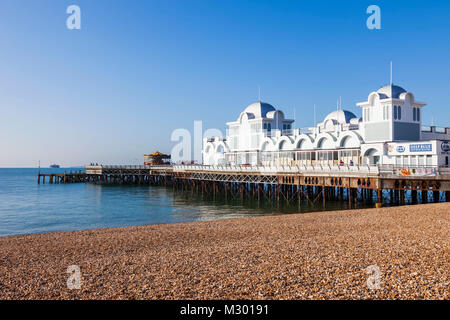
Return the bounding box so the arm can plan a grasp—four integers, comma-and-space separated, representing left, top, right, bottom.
0, 168, 365, 237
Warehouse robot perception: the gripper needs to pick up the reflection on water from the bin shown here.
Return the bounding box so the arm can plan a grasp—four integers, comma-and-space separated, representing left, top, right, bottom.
0, 168, 433, 237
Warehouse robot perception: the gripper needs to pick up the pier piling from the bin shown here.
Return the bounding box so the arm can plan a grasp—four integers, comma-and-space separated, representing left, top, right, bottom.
37, 165, 450, 209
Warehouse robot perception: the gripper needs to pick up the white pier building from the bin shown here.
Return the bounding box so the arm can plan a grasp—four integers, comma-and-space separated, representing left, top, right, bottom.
203, 84, 450, 171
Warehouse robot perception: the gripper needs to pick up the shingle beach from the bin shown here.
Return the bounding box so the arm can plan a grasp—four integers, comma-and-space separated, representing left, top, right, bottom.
0, 203, 448, 299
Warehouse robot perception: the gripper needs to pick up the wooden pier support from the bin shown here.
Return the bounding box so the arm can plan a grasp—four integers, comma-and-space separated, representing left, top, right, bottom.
322, 186, 326, 207
348, 187, 352, 208
433, 191, 440, 203
422, 190, 428, 204
37, 166, 450, 211
411, 190, 418, 204
376, 189, 383, 208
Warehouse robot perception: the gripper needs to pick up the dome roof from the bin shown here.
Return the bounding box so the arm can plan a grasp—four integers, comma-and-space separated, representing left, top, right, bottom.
377, 84, 407, 99
324, 110, 357, 124
243, 102, 276, 118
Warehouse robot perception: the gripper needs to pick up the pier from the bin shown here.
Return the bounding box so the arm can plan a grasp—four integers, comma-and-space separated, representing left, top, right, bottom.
39, 164, 450, 207
37, 170, 86, 184
36, 82, 450, 209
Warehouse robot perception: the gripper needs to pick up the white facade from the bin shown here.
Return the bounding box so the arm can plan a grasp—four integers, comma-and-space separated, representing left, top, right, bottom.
203, 84, 450, 168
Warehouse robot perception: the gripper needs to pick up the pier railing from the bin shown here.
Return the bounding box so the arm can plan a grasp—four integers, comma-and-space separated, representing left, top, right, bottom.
173, 164, 381, 174
173, 164, 450, 176
84, 164, 450, 177
87, 165, 171, 169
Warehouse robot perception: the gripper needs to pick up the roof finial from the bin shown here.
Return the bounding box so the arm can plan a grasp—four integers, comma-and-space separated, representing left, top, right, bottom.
390, 61, 393, 85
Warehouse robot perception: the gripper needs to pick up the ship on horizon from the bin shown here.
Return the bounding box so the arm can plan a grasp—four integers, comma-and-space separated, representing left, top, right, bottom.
49, 164, 60, 168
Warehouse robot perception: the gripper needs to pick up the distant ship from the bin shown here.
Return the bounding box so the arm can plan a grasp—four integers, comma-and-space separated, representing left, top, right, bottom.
49, 164, 60, 168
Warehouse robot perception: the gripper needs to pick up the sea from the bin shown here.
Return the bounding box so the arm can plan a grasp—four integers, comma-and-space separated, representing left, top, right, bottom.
0, 168, 371, 237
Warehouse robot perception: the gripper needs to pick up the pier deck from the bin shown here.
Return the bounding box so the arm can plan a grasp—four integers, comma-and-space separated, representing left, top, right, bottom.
38, 164, 450, 206
37, 171, 86, 184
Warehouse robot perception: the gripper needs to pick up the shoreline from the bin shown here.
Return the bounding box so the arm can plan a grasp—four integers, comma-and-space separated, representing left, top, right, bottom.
0, 201, 377, 239
0, 203, 448, 299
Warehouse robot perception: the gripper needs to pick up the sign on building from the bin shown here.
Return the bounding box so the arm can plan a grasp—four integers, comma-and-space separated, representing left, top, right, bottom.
409, 144, 432, 152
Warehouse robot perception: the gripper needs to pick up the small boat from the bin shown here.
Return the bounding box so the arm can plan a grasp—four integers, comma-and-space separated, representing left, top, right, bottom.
49, 164, 60, 168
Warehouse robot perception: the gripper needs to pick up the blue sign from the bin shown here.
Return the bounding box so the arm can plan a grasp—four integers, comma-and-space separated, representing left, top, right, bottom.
396, 146, 405, 153
409, 144, 432, 153
441, 141, 450, 153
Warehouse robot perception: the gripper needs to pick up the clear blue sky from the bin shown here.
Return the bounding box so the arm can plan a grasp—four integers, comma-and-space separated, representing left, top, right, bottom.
1, 0, 450, 167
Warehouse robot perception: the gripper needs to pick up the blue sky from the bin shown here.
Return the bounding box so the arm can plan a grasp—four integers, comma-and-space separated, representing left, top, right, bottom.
1, 0, 450, 167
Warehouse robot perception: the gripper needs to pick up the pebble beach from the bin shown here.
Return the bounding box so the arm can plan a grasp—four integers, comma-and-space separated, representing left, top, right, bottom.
0, 203, 448, 300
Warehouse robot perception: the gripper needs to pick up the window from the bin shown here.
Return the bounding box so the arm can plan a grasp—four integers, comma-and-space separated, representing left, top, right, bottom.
426, 155, 432, 166
398, 106, 402, 120
415, 107, 420, 121
333, 151, 338, 160
410, 156, 417, 166
267, 123, 271, 131
413, 108, 416, 121
318, 152, 325, 161
418, 156, 424, 166
394, 105, 397, 120
403, 156, 409, 166
263, 123, 267, 130
383, 106, 386, 120
396, 156, 401, 166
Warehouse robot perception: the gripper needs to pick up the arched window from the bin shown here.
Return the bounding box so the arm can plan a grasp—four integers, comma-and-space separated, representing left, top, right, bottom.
394, 105, 397, 120
398, 106, 402, 120
413, 107, 416, 121
417, 108, 420, 121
